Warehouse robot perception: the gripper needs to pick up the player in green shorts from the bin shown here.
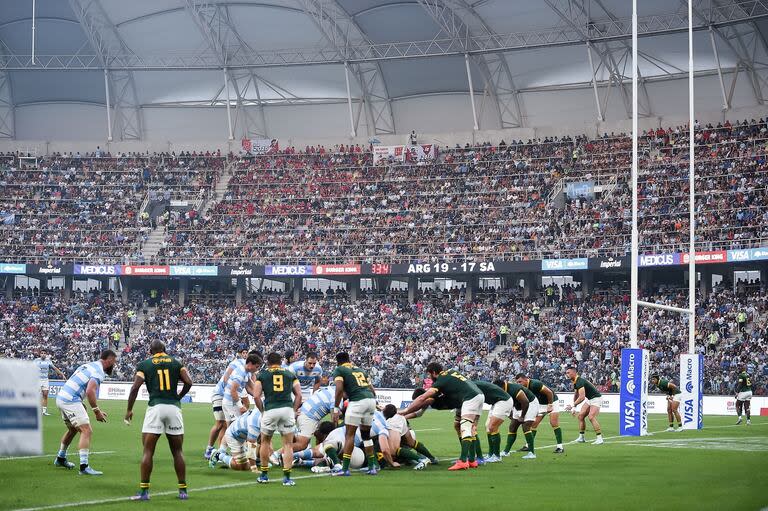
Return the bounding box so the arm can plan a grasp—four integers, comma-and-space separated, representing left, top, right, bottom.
515, 374, 564, 453
125, 340, 193, 501
650, 374, 682, 431
734, 367, 753, 425
330, 352, 379, 476
252, 352, 302, 486
565, 367, 603, 444
401, 363, 484, 471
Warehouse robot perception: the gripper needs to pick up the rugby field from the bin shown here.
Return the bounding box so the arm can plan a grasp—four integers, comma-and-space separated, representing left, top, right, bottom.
1, 401, 766, 511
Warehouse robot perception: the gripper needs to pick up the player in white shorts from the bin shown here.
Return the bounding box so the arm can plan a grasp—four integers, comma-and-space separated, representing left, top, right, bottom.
210, 409, 263, 471
734, 368, 753, 425
222, 354, 262, 424
294, 384, 335, 451
515, 374, 564, 453
54, 350, 117, 475
565, 367, 604, 445
205, 349, 249, 459
35, 350, 65, 416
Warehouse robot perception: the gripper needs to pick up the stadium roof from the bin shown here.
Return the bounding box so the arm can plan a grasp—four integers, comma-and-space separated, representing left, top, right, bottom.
0, 0, 767, 139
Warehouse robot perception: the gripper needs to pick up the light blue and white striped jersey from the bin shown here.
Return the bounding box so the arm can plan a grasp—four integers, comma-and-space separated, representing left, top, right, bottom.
353, 411, 390, 445
35, 358, 52, 380
288, 360, 323, 391
299, 386, 335, 421
226, 409, 262, 442
56, 361, 106, 404
213, 358, 244, 396
222, 360, 251, 405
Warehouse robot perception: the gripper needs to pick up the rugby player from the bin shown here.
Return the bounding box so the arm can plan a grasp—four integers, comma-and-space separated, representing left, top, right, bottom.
565, 367, 603, 444
288, 352, 323, 394
209, 408, 262, 471
293, 380, 335, 451
400, 363, 484, 471
382, 404, 438, 465
474, 380, 514, 462
222, 353, 262, 424
205, 348, 248, 459
54, 350, 117, 475
734, 367, 753, 425
125, 341, 193, 501
314, 422, 367, 471
252, 352, 302, 486
35, 349, 65, 416
492, 380, 538, 459
330, 352, 379, 476
515, 374, 564, 453
649, 374, 683, 431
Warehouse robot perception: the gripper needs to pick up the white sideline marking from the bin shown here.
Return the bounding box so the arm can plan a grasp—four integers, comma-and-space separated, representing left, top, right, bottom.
621, 436, 768, 452
0, 451, 115, 461
413, 428, 442, 432
12, 472, 330, 511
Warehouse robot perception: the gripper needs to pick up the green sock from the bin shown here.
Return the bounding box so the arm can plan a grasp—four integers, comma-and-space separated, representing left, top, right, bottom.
413, 441, 435, 460
139, 482, 150, 495
177, 482, 186, 494
342, 453, 352, 471
531, 429, 537, 439
554, 427, 563, 444
487, 432, 500, 456
282, 468, 291, 480
368, 454, 377, 469
505, 432, 517, 452
524, 431, 535, 453
460, 438, 472, 462
473, 437, 483, 460
396, 447, 422, 463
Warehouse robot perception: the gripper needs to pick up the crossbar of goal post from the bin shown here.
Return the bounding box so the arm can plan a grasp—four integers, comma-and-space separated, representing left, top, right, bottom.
622, 0, 700, 436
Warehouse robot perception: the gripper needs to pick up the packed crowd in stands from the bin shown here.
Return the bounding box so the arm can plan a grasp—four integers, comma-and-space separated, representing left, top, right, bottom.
2, 117, 768, 265
2, 284, 764, 395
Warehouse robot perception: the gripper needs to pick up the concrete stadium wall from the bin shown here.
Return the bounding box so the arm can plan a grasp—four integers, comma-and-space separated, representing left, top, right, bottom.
3, 70, 768, 155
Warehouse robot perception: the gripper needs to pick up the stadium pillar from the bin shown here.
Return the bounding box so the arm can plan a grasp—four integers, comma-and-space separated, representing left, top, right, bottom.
179, 278, 189, 306
348, 278, 360, 302
235, 277, 245, 306
465, 276, 478, 302
699, 268, 712, 298
582, 272, 594, 296
374, 278, 390, 293
761, 267, 768, 292
522, 273, 539, 299
4, 275, 13, 299
119, 277, 129, 305
407, 277, 418, 304
63, 275, 73, 301
292, 279, 301, 304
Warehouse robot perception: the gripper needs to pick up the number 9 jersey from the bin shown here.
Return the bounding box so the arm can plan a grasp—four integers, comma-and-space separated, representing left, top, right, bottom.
255, 367, 298, 410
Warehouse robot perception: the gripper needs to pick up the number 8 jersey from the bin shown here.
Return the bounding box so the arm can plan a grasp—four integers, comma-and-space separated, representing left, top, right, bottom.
255, 367, 298, 410
136, 352, 185, 406
331, 363, 375, 401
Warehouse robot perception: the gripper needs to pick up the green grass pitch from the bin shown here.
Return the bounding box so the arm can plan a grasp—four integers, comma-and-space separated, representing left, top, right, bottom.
1, 401, 766, 511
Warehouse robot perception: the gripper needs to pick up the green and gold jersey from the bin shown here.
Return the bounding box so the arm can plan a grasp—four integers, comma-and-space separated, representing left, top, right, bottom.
431, 369, 482, 402
136, 352, 184, 407
572, 376, 602, 399
736, 372, 753, 393
256, 366, 297, 410
657, 379, 681, 395
474, 380, 511, 405
501, 382, 537, 410
430, 392, 462, 410
526, 378, 557, 404
332, 363, 375, 401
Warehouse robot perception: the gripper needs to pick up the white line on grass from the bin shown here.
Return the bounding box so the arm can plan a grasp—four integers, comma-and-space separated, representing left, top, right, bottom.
413, 428, 442, 432
12, 472, 331, 511
0, 451, 115, 461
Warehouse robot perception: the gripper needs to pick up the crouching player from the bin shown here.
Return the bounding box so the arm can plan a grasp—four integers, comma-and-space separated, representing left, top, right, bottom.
382, 404, 438, 466
650, 374, 683, 431
474, 380, 514, 462
492, 380, 538, 459
209, 408, 263, 470
314, 422, 367, 471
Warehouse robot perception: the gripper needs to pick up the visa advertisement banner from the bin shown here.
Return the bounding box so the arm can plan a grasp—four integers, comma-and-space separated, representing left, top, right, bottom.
541, 258, 588, 271
169, 265, 219, 277
726, 247, 768, 263
0, 263, 26, 274
680, 353, 704, 430
620, 348, 649, 436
